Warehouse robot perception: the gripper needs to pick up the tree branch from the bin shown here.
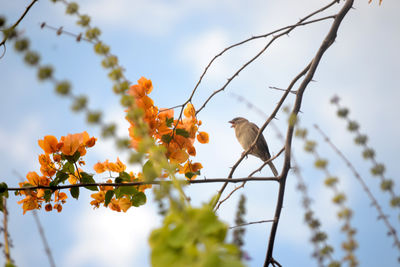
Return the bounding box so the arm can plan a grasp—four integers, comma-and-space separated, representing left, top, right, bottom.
7, 176, 279, 191
264, 1, 354, 266
0, 0, 38, 47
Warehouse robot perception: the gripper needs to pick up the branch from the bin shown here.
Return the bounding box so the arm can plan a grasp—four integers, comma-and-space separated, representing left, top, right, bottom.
0, 0, 38, 47
229, 219, 275, 230
32, 211, 56, 267
215, 147, 285, 210
195, 15, 335, 115
7, 176, 279, 191
264, 1, 354, 266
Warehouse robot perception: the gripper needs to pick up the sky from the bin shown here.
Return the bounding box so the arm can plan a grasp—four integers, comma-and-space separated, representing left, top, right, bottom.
0, 0, 399, 266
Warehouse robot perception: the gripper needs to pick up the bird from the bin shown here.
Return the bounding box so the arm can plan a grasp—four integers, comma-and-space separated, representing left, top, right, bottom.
229, 117, 278, 177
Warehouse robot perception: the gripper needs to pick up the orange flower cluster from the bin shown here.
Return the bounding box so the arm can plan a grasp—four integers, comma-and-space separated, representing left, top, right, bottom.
91, 159, 151, 211
18, 132, 97, 214
126, 77, 208, 179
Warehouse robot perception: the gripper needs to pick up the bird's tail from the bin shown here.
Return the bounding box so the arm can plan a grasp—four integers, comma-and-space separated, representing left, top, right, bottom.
268, 162, 279, 177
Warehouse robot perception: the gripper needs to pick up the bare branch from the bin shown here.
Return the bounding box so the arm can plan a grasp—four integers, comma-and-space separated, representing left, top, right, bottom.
0, 0, 38, 48
265, 1, 354, 266
229, 219, 275, 230
7, 176, 279, 191
32, 211, 56, 267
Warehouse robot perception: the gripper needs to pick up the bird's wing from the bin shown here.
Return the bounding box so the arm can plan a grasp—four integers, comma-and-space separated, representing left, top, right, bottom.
249, 122, 271, 157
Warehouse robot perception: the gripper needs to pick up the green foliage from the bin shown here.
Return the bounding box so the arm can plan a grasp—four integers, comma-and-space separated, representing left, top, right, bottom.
115, 138, 131, 150
104, 190, 114, 206
85, 27, 101, 40
14, 38, 29, 51
71, 95, 87, 112
0, 16, 5, 27
24, 51, 40, 65
37, 65, 53, 80
81, 172, 98, 191
55, 81, 71, 95
86, 111, 102, 124
77, 14, 90, 26
233, 195, 246, 259
314, 159, 328, 169
347, 121, 359, 132
176, 128, 190, 138
370, 163, 385, 176
337, 108, 349, 118
143, 160, 159, 181
113, 81, 129, 94
70, 187, 79, 199
94, 42, 110, 55
66, 2, 79, 14
101, 123, 117, 138
149, 204, 245, 267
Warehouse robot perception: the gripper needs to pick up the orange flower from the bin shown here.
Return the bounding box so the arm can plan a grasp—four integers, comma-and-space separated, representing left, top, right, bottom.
129, 84, 146, 98
45, 204, 53, 211
61, 133, 82, 156
26, 171, 40, 186
90, 191, 106, 208
170, 149, 189, 164
184, 103, 195, 118
53, 154, 62, 162
55, 192, 68, 203
17, 195, 39, 214
93, 162, 107, 174
54, 203, 62, 212
197, 131, 209, 144
158, 108, 174, 121
187, 145, 196, 156
108, 199, 121, 212
86, 137, 97, 147
117, 197, 132, 212
38, 135, 59, 154
107, 158, 126, 173
39, 154, 56, 177
138, 77, 153, 94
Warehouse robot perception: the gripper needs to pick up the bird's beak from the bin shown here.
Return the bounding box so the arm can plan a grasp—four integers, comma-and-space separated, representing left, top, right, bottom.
228, 120, 234, 128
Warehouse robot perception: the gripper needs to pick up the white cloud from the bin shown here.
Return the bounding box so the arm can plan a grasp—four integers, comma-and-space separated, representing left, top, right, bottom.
64, 205, 158, 267
0, 116, 42, 167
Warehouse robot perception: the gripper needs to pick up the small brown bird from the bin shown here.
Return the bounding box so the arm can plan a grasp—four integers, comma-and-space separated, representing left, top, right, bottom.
229, 117, 278, 177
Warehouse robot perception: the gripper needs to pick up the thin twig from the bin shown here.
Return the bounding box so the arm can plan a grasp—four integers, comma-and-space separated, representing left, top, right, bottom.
32, 211, 56, 267
0, 0, 38, 47
2, 197, 12, 265
229, 219, 275, 229
215, 147, 285, 210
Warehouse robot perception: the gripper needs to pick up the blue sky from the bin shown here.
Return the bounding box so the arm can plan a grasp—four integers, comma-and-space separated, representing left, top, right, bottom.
0, 0, 399, 266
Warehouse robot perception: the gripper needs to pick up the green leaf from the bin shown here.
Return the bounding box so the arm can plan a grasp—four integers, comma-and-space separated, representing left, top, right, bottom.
175, 128, 189, 138
71, 187, 79, 199
115, 177, 123, 184
119, 171, 131, 182
62, 162, 75, 174
55, 171, 69, 185
44, 189, 52, 202
105, 190, 114, 206
81, 172, 98, 191
166, 117, 174, 127
143, 160, 158, 181
161, 134, 172, 144
0, 182, 8, 194
131, 192, 146, 207
115, 186, 137, 198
